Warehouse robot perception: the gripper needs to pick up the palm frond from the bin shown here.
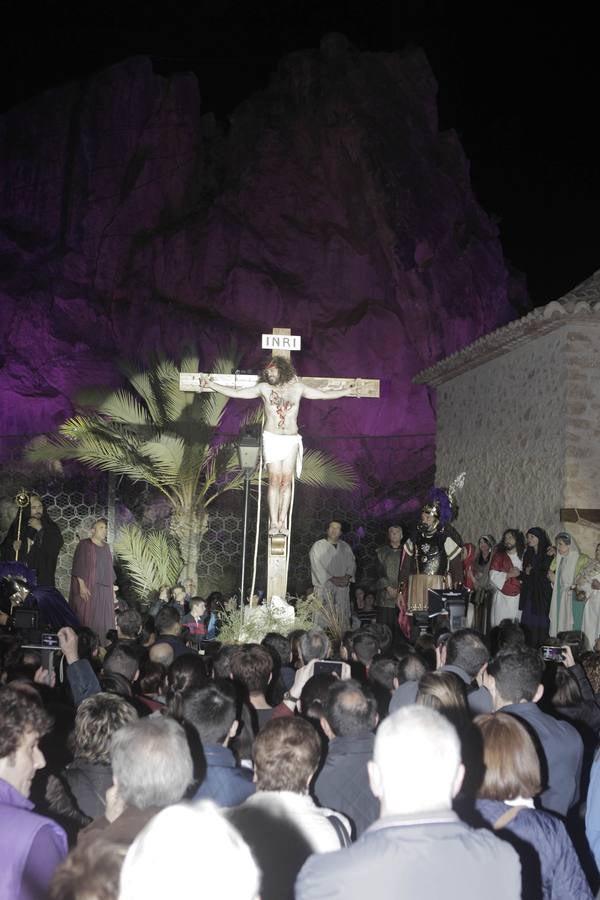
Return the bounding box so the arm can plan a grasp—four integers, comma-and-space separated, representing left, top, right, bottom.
153, 359, 189, 423
128, 370, 164, 425
298, 449, 357, 491
139, 435, 186, 480
97, 389, 151, 426
199, 354, 241, 428
115, 525, 183, 597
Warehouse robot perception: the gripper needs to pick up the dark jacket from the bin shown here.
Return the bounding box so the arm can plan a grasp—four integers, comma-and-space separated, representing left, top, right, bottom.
475, 799, 592, 900
314, 732, 378, 838
296, 810, 521, 900
153, 634, 195, 659
192, 744, 255, 808
65, 760, 113, 820
502, 701, 583, 816
66, 658, 102, 706
78, 805, 161, 849
441, 664, 493, 715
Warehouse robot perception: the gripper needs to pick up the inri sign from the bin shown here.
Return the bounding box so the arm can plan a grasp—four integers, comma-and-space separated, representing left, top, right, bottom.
261, 333, 302, 351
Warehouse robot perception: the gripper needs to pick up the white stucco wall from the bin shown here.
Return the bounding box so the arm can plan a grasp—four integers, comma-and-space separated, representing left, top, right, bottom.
434, 328, 567, 545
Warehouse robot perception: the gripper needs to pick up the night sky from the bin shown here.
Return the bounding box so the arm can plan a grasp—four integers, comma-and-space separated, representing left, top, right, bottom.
2, 0, 599, 307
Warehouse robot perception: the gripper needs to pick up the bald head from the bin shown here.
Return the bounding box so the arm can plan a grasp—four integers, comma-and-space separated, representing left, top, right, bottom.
149, 642, 175, 668
370, 706, 462, 816
323, 679, 377, 737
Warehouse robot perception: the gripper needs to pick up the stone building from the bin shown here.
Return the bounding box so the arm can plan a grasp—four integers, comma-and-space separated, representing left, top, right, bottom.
415, 271, 600, 555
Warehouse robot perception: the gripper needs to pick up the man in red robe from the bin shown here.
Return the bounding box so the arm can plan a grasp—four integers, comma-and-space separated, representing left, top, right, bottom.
69, 517, 115, 643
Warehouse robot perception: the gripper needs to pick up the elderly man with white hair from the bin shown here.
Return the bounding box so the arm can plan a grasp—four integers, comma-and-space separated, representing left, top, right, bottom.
78, 716, 193, 849
296, 706, 521, 900
119, 801, 260, 900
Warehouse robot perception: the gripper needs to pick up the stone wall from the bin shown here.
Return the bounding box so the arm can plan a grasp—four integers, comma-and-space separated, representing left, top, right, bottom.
565, 320, 600, 554
434, 328, 568, 544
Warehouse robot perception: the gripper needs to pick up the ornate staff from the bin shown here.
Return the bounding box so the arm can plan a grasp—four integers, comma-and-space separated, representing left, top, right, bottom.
14, 487, 30, 562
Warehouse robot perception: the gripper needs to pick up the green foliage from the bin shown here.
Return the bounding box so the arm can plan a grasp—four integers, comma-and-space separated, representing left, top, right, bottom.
25, 352, 357, 582
114, 524, 183, 597
215, 593, 347, 645
217, 597, 316, 645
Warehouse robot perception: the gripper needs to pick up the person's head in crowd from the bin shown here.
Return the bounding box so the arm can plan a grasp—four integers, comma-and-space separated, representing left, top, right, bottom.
141, 615, 156, 648
119, 802, 261, 900
550, 664, 582, 709
188, 597, 206, 619
110, 717, 193, 812
231, 644, 273, 699
485, 646, 544, 710
103, 643, 140, 685
181, 679, 239, 747
262, 632, 291, 667
299, 628, 330, 665
158, 585, 169, 602
340, 629, 358, 662
582, 653, 600, 694
321, 679, 378, 739
435, 627, 451, 647
253, 717, 321, 794
354, 586, 366, 609
0, 685, 50, 797
501, 529, 526, 559
370, 623, 393, 657
183, 578, 196, 596
397, 652, 427, 685
213, 644, 237, 679
98, 672, 133, 699
206, 591, 224, 613
137, 661, 166, 698
489, 620, 526, 658
148, 642, 174, 669
445, 628, 489, 679
299, 672, 337, 720
155, 605, 181, 637
415, 633, 437, 670
117, 609, 142, 641
50, 839, 127, 900
369, 658, 400, 694
369, 706, 463, 816
475, 712, 541, 802
171, 584, 187, 608
165, 653, 208, 718
363, 591, 376, 610
477, 534, 495, 564
76, 627, 100, 663
352, 632, 380, 670
416, 671, 468, 722
288, 629, 307, 669
73, 693, 137, 765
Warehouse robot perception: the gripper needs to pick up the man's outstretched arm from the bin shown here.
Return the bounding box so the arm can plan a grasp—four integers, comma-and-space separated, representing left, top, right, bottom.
199, 375, 262, 399
300, 380, 358, 400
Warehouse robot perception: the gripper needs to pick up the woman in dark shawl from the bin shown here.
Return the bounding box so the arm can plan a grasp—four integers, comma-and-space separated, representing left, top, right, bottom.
0, 493, 63, 587
519, 526, 553, 646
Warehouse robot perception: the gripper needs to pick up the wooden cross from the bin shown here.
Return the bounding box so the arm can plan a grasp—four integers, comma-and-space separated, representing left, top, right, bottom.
180, 327, 379, 601
180, 327, 379, 398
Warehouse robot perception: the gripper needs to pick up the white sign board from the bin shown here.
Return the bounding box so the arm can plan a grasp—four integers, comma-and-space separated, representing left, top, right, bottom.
261, 333, 301, 351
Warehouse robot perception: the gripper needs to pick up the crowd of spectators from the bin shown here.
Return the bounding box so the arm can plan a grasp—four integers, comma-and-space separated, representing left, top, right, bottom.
3, 583, 600, 899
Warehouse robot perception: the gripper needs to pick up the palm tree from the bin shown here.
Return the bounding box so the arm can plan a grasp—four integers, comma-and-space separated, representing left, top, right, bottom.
26, 354, 356, 583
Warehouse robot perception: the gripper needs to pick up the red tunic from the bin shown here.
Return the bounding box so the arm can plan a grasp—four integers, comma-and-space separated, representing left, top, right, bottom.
490, 550, 521, 596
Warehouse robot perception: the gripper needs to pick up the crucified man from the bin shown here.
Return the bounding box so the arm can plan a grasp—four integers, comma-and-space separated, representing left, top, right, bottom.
201, 357, 358, 535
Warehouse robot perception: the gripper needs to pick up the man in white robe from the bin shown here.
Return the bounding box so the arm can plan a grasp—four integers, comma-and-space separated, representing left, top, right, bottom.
309, 521, 356, 628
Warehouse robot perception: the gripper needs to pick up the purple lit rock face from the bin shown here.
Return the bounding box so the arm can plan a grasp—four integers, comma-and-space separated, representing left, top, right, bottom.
0, 35, 521, 512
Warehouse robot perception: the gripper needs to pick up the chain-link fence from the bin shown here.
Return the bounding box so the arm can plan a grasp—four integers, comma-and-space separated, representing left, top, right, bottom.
0, 432, 434, 600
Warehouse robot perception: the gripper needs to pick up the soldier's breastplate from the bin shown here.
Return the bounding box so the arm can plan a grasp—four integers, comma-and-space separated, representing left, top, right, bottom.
417, 543, 444, 575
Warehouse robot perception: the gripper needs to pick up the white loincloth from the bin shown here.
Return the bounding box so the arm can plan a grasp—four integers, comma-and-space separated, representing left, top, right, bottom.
262, 430, 303, 478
